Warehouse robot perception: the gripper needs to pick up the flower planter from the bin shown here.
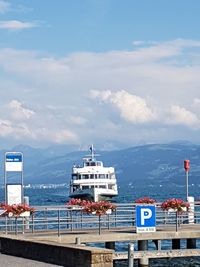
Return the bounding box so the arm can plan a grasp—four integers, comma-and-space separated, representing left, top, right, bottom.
92, 209, 112, 215
20, 211, 30, 217
106, 209, 112, 215
7, 211, 30, 217
167, 207, 187, 213
69, 206, 82, 210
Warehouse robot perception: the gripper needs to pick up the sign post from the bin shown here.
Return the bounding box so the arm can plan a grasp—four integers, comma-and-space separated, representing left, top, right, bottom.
4, 152, 23, 205
184, 159, 190, 201
136, 205, 156, 233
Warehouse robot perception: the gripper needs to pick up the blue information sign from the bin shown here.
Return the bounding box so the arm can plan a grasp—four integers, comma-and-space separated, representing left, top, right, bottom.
136, 205, 156, 233
6, 154, 22, 162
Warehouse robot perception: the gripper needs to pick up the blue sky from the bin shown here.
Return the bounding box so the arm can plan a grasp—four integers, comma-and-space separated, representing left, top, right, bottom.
1, 0, 200, 53
0, 0, 200, 149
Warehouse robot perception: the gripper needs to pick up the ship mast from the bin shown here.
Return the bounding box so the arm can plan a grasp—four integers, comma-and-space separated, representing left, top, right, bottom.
90, 144, 95, 160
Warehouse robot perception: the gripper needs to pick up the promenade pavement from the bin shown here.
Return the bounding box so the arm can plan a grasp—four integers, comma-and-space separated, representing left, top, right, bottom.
0, 253, 63, 266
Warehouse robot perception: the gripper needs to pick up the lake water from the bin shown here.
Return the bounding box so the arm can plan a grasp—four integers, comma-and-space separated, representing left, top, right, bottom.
7, 182, 200, 206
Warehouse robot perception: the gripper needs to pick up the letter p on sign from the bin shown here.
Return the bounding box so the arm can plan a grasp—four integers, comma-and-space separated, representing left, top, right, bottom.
141, 208, 152, 225
136, 205, 156, 233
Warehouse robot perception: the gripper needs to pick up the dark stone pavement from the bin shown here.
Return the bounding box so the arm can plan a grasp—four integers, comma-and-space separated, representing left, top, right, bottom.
0, 253, 64, 266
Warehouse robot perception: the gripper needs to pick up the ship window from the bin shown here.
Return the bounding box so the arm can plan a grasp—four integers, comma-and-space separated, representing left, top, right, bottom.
95, 174, 98, 179
73, 185, 79, 192
72, 174, 77, 180
90, 174, 94, 179
99, 185, 106, 188
82, 174, 89, 179
110, 173, 115, 179
108, 184, 113, 189
99, 174, 105, 178
82, 186, 89, 189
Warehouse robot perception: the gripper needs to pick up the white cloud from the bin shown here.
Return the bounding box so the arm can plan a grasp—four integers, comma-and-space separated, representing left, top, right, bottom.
0, 20, 38, 30
1, 39, 200, 147
91, 90, 156, 123
0, 119, 34, 138
8, 100, 35, 120
0, 118, 78, 145
54, 129, 78, 144
0, 119, 13, 136
193, 98, 200, 108
132, 40, 159, 47
167, 105, 200, 128
69, 116, 87, 125
0, 0, 10, 13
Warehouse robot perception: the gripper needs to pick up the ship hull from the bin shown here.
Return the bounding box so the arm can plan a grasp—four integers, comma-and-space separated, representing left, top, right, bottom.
69, 188, 118, 202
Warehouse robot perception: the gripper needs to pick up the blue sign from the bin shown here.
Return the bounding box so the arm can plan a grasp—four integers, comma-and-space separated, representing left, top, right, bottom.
136, 205, 156, 233
6, 154, 22, 162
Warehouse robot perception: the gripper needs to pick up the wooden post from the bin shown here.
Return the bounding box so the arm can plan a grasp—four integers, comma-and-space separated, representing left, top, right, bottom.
98, 215, 101, 235
105, 242, 115, 250
172, 239, 180, 249
187, 238, 196, 249
138, 240, 149, 267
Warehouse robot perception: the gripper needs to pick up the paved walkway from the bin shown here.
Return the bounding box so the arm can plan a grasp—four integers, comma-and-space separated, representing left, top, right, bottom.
0, 253, 63, 266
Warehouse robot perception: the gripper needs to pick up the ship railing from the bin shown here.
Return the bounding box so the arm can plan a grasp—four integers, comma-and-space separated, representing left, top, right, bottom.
0, 202, 199, 235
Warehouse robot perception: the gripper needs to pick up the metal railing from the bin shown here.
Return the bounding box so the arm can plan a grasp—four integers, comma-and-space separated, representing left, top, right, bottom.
0, 202, 199, 235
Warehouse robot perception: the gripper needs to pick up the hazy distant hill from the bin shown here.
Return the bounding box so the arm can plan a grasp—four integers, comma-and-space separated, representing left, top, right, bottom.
1, 142, 200, 186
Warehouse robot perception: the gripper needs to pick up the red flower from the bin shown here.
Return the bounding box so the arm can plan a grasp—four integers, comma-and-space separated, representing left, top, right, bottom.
135, 197, 156, 204
161, 198, 190, 213
66, 198, 91, 207
0, 203, 35, 217
83, 201, 116, 216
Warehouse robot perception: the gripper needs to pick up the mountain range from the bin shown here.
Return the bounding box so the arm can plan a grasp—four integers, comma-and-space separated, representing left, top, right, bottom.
1, 142, 200, 186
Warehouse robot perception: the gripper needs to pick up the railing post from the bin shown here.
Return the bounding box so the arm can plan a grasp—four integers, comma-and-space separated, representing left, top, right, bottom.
45, 207, 48, 230
98, 215, 101, 235
128, 243, 134, 267
176, 211, 178, 232
31, 213, 34, 233
132, 210, 135, 226
15, 217, 18, 235
5, 216, 8, 234
58, 209, 60, 237
114, 209, 117, 227
70, 210, 73, 231
107, 214, 110, 229
81, 210, 83, 228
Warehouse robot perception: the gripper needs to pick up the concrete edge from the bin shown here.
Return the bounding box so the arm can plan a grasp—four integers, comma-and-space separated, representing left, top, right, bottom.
0, 236, 114, 267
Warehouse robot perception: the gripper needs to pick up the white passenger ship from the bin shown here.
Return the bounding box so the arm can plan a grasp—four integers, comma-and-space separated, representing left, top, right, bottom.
69, 145, 118, 202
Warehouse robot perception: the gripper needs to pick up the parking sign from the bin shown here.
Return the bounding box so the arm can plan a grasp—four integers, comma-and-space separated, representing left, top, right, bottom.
136, 205, 156, 233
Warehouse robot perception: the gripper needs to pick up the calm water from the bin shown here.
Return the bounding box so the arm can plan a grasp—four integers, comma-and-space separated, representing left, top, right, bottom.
6, 183, 200, 206
1, 183, 200, 266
